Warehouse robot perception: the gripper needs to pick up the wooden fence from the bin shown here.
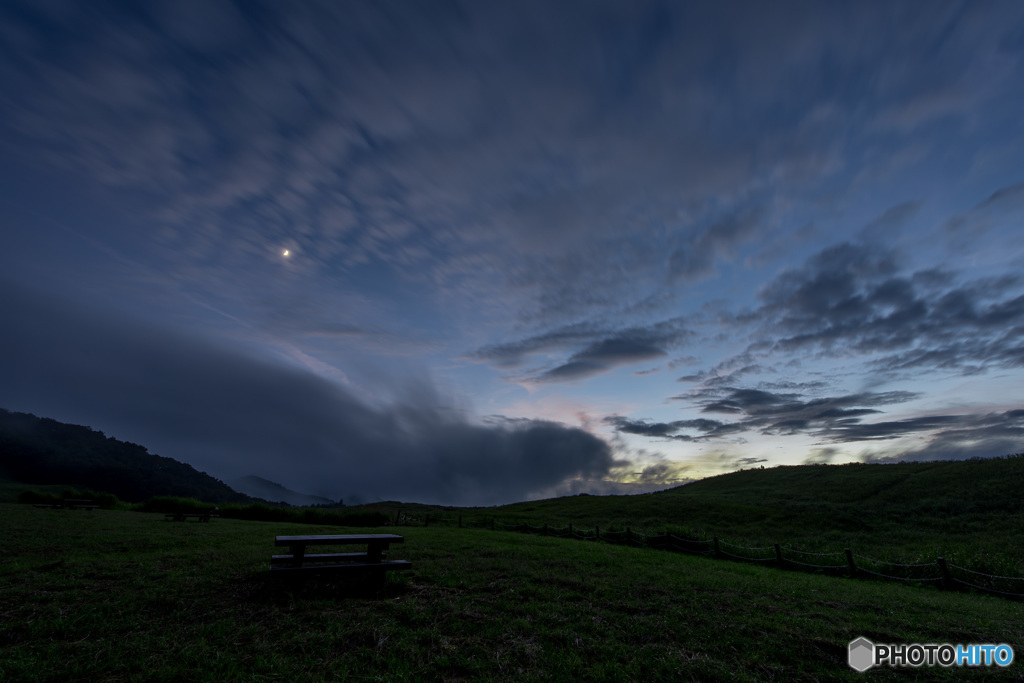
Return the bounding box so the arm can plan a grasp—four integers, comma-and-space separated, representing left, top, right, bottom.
391, 511, 1024, 601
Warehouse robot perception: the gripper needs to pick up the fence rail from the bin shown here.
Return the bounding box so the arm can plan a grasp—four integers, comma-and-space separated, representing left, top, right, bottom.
389, 509, 1024, 601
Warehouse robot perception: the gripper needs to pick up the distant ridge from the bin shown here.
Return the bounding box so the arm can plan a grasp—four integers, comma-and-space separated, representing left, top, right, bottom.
0, 408, 252, 503
229, 475, 336, 507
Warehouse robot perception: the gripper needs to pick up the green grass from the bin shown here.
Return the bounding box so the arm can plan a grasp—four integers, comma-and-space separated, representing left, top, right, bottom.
363, 459, 1024, 577
1, 503, 1022, 681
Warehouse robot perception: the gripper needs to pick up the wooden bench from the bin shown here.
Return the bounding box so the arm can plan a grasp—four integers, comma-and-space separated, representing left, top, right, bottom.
165, 512, 218, 522
270, 534, 411, 582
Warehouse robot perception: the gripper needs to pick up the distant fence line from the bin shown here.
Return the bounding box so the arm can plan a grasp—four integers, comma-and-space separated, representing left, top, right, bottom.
392, 511, 1024, 601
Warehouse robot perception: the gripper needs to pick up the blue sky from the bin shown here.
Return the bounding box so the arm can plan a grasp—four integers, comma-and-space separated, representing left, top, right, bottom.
2, 1, 1024, 505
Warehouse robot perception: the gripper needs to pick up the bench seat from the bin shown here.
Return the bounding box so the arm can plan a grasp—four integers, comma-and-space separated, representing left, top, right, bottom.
269, 534, 410, 582
270, 552, 372, 563
269, 560, 412, 573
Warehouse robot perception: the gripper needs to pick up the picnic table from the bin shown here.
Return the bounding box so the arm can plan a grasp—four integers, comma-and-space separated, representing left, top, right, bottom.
270, 534, 411, 582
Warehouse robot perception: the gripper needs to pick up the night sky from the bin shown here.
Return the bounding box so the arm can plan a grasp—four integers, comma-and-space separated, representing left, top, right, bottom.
2, 1, 1024, 506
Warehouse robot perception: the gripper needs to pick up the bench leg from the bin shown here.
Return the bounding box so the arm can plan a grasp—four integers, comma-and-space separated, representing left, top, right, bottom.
373, 569, 388, 587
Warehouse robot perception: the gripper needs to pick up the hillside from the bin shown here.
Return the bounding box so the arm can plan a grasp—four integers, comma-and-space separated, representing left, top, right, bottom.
460, 457, 1024, 528
229, 475, 336, 507
670, 458, 1024, 513
0, 408, 252, 503
356, 456, 1024, 572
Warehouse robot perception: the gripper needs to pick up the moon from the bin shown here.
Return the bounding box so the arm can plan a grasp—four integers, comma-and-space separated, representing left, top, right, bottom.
282, 249, 290, 257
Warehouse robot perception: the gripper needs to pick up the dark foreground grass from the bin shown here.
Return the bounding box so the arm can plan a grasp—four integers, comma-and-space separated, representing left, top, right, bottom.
1, 504, 1022, 681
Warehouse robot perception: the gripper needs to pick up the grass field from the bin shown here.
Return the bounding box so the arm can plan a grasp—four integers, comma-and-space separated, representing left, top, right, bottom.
2, 503, 1022, 681
364, 459, 1024, 578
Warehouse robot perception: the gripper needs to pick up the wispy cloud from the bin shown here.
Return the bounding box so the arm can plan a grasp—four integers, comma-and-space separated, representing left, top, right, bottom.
6, 1, 1019, 332
470, 320, 691, 384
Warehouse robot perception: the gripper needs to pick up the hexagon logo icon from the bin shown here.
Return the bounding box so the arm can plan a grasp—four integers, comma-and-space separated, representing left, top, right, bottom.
848, 637, 875, 672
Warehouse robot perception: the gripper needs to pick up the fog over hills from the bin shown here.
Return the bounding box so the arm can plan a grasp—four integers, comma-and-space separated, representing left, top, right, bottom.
229, 475, 336, 507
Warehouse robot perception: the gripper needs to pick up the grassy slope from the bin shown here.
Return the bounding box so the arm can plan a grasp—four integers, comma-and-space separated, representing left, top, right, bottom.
363, 459, 1024, 575
1, 504, 1022, 681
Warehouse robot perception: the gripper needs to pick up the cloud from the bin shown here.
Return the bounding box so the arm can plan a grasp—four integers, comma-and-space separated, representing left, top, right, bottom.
611, 386, 916, 443
471, 320, 690, 384
467, 322, 606, 368
533, 332, 678, 383
816, 415, 961, 442
732, 457, 768, 467
858, 200, 923, 241
0, 280, 621, 505
862, 410, 1024, 463
666, 206, 764, 282
682, 386, 927, 440
603, 415, 747, 441
802, 447, 840, 464
945, 180, 1024, 233
750, 242, 1024, 374
7, 1, 1019, 333
620, 378, 1024, 462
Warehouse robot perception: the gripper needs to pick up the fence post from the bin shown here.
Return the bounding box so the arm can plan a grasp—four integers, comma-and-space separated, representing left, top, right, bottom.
713, 536, 721, 558
543, 523, 548, 535
569, 522, 573, 537
425, 514, 429, 527
774, 543, 783, 567
395, 509, 401, 526
596, 525, 600, 541
626, 526, 631, 543
845, 549, 856, 577
937, 557, 953, 590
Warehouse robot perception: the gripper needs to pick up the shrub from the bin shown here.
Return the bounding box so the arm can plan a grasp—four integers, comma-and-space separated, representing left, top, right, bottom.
138, 496, 216, 514
19, 488, 121, 509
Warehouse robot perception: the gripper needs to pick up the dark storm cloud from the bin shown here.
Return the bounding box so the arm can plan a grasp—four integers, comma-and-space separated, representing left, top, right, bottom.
751, 242, 1024, 374
0, 281, 619, 505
